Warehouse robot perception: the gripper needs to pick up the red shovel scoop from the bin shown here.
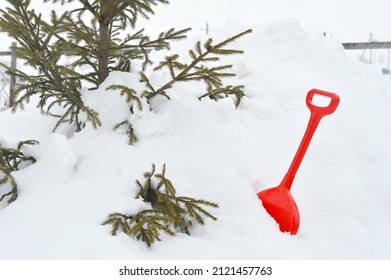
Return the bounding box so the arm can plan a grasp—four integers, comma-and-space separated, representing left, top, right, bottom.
258, 89, 340, 234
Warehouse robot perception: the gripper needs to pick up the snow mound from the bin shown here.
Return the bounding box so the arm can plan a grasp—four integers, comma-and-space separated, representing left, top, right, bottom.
1, 19, 391, 259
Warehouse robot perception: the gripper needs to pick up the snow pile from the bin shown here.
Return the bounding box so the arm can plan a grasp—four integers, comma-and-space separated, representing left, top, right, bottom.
1, 19, 391, 259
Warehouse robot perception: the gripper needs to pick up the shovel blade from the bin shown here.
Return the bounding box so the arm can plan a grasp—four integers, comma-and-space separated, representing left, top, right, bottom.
257, 186, 300, 234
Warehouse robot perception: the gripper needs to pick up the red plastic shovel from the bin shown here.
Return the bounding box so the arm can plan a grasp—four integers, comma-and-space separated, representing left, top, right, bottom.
258, 89, 340, 234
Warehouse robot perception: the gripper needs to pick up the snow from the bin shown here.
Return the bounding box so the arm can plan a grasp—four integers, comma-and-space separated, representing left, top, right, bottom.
1, 19, 391, 260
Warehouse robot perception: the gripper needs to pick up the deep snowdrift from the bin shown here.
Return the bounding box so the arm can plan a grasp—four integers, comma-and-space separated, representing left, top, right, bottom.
1, 19, 391, 259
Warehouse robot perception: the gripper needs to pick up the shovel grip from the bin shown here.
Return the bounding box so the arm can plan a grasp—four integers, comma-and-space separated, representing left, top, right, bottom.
282, 89, 340, 190
306, 89, 340, 117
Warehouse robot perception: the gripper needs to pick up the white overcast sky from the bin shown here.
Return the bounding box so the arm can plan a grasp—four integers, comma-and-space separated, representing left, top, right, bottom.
0, 0, 390, 43
157, 0, 391, 42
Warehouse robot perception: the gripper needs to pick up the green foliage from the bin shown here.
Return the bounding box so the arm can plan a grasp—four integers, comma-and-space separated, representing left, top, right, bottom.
103, 164, 219, 247
113, 120, 138, 145
103, 210, 175, 247
0, 0, 251, 140
45, 0, 170, 27
107, 84, 143, 145
110, 29, 252, 144
139, 29, 252, 103
0, 1, 101, 132
0, 0, 188, 132
199, 85, 246, 108
106, 84, 143, 110
40, 0, 187, 84
0, 140, 39, 204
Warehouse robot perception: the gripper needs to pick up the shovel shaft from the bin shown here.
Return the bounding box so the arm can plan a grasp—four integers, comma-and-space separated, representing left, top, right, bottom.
281, 89, 340, 190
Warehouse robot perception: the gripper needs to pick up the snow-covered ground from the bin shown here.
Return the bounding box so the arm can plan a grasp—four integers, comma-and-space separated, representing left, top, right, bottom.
1, 19, 391, 259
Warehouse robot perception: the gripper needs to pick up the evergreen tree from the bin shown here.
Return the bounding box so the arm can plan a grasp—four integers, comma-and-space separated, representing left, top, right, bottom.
45, 0, 189, 85
0, 0, 102, 131
0, 0, 250, 134
0, 0, 189, 131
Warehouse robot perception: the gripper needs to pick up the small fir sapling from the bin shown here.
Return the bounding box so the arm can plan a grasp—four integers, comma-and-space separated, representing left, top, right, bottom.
0, 0, 189, 131
103, 164, 219, 247
0, 0, 251, 137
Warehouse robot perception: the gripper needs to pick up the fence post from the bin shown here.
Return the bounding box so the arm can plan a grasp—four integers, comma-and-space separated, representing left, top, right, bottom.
9, 42, 17, 108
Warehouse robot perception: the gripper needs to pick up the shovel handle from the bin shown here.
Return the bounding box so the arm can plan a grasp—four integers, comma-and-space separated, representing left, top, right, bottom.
281, 89, 340, 190
306, 89, 340, 117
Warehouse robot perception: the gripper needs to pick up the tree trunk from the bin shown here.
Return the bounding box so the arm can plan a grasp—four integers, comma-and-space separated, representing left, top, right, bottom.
98, 20, 110, 85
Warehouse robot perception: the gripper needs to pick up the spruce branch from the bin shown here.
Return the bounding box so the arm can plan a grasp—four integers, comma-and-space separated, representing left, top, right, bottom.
113, 120, 138, 145
106, 84, 143, 110
175, 196, 219, 225
141, 29, 252, 107
103, 163, 219, 247
102, 212, 133, 236
199, 85, 246, 108
154, 163, 176, 196
0, 191, 14, 203
128, 209, 176, 247
0, 140, 39, 204
102, 209, 175, 247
